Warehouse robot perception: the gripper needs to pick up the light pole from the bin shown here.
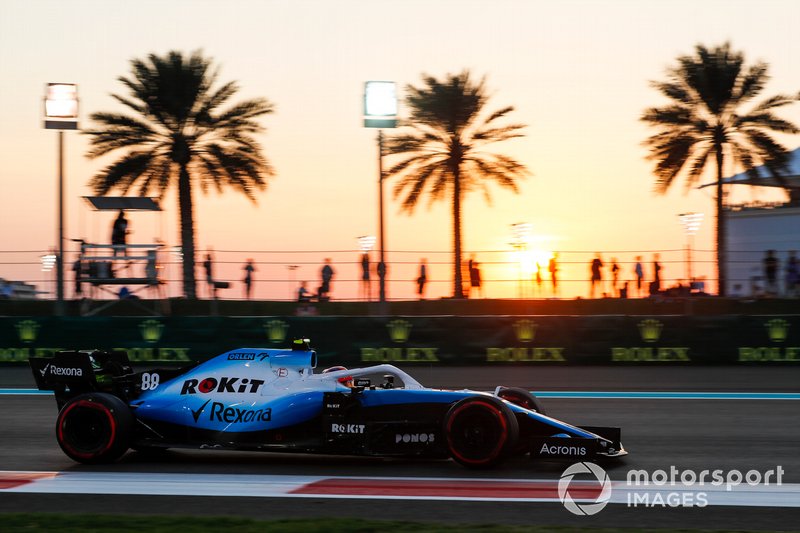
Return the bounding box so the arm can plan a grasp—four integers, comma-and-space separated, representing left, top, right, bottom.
40, 252, 57, 298
44, 83, 79, 315
679, 212, 703, 284
364, 81, 397, 304
510, 222, 531, 299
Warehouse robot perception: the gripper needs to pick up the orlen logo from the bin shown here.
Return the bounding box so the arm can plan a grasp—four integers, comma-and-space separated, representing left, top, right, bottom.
395, 433, 435, 444
181, 377, 264, 395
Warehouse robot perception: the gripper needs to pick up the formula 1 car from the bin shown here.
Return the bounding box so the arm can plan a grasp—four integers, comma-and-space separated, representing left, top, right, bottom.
30, 340, 626, 467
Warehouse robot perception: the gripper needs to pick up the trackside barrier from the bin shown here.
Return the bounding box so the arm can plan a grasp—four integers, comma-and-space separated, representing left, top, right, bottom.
0, 315, 798, 365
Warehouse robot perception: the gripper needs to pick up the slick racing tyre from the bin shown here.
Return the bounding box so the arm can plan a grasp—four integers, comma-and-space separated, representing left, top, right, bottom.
496, 386, 547, 415
444, 396, 519, 468
56, 392, 133, 464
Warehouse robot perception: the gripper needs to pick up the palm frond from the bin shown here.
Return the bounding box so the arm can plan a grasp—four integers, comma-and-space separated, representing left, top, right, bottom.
89, 152, 154, 195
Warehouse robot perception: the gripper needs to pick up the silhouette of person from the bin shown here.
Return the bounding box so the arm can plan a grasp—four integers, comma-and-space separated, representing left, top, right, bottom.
786, 251, 799, 297
319, 258, 334, 301
297, 281, 312, 302
535, 263, 543, 297
145, 250, 158, 283
590, 254, 603, 298
360, 252, 371, 301
764, 250, 779, 296
619, 281, 629, 299
243, 259, 255, 299
203, 253, 215, 299
72, 257, 83, 297
469, 260, 483, 298
611, 258, 620, 295
417, 258, 428, 299
111, 210, 129, 258
634, 256, 644, 298
549, 254, 559, 296
651, 253, 662, 295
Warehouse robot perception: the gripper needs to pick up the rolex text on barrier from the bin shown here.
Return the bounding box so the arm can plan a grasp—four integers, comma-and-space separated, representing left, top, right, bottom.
1, 315, 799, 365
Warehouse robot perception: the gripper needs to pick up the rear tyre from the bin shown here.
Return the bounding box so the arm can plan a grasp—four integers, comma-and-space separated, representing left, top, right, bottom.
496, 386, 547, 415
443, 396, 519, 468
56, 392, 133, 464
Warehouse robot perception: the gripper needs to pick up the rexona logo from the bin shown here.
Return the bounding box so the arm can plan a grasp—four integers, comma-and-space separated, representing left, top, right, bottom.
39, 364, 83, 377
361, 319, 439, 363
486, 319, 566, 362
264, 320, 289, 343
208, 402, 272, 424
395, 433, 435, 444
611, 319, 690, 362
739, 318, 800, 362
181, 377, 265, 395
16, 320, 40, 343
139, 320, 164, 343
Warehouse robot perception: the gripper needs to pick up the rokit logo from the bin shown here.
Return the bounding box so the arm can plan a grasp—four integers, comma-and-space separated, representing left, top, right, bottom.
395, 433, 435, 444
331, 423, 365, 434
181, 377, 265, 395
39, 364, 83, 377
191, 400, 272, 424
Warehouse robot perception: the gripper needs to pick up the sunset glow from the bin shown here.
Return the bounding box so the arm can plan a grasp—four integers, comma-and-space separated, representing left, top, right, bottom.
0, 0, 798, 301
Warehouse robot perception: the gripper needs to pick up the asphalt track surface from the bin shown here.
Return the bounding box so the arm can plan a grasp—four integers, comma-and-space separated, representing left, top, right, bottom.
2, 365, 800, 530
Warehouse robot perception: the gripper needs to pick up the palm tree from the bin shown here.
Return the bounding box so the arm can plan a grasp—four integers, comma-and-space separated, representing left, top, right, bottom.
84, 50, 275, 299
385, 71, 529, 298
641, 42, 798, 296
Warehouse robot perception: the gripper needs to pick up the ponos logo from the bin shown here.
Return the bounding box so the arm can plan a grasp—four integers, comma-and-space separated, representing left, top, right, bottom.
558, 462, 612, 516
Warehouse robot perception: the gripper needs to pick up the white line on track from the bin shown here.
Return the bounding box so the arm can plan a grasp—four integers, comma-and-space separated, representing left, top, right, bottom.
2, 471, 799, 507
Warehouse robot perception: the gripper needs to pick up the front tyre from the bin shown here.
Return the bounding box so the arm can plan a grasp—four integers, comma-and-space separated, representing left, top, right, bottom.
56, 393, 133, 464
443, 396, 519, 468
496, 386, 547, 415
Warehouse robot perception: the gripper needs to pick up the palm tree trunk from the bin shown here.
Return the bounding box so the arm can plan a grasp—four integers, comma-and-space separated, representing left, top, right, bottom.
715, 148, 727, 297
178, 165, 197, 299
452, 166, 464, 299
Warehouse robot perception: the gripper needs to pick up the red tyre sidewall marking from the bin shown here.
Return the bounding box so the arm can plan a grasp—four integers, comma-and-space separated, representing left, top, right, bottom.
57, 399, 117, 460
446, 400, 508, 465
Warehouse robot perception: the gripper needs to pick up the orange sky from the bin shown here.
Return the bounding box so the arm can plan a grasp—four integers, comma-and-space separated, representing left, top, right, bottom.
1, 0, 799, 300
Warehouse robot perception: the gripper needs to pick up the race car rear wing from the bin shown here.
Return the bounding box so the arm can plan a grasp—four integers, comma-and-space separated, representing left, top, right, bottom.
29, 350, 133, 407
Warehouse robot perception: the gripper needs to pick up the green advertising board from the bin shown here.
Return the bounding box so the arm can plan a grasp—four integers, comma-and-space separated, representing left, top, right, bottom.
1, 315, 798, 365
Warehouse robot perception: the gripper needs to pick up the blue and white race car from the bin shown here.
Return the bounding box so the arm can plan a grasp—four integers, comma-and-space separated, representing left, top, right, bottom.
30, 339, 626, 468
